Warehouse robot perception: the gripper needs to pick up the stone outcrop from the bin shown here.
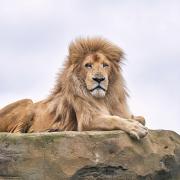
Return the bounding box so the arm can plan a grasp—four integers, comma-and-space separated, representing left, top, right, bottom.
0, 130, 179, 180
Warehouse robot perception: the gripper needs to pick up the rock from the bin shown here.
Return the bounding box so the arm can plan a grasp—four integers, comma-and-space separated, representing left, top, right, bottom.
0, 130, 179, 180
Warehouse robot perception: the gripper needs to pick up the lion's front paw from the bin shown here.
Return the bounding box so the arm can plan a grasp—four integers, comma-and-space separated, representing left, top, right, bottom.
131, 115, 146, 126
126, 120, 148, 140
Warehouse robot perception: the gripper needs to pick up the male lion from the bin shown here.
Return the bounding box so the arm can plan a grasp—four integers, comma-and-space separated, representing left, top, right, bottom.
0, 37, 148, 139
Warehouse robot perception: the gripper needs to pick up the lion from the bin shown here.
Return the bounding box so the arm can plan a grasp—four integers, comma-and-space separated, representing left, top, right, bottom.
0, 37, 148, 139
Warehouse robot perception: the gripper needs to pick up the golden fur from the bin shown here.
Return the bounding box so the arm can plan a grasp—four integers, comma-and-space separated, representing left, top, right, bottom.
0, 37, 147, 139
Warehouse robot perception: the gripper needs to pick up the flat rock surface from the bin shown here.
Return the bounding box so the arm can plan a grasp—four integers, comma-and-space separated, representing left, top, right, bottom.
0, 130, 179, 180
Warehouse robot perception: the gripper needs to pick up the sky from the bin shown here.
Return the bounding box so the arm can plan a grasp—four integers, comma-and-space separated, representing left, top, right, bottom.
0, 0, 179, 133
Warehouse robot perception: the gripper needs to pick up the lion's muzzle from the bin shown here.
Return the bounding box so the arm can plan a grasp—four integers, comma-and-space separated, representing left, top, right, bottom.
89, 74, 108, 98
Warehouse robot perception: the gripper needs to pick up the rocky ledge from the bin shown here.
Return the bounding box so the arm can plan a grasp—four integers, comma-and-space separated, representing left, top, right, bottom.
0, 130, 179, 180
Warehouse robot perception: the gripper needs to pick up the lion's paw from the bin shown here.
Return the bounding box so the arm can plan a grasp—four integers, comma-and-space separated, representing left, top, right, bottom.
131, 115, 146, 126
126, 120, 148, 140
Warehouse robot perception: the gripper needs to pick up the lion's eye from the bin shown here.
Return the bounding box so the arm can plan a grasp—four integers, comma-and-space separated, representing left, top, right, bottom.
103, 63, 109, 68
85, 63, 92, 68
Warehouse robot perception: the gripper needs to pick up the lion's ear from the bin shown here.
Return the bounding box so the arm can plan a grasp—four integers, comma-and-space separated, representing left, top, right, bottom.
68, 39, 85, 65
105, 46, 125, 64
115, 50, 125, 63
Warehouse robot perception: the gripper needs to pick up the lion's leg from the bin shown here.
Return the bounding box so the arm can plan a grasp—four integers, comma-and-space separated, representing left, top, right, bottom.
79, 115, 148, 140
131, 115, 146, 126
0, 99, 34, 133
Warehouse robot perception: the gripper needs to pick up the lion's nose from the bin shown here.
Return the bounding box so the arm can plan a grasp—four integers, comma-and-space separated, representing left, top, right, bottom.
92, 77, 105, 83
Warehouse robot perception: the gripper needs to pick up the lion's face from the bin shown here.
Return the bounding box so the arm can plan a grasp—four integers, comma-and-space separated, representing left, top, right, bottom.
82, 52, 111, 98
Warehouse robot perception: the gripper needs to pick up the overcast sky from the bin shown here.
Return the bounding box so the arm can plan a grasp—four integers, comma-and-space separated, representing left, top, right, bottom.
0, 0, 179, 133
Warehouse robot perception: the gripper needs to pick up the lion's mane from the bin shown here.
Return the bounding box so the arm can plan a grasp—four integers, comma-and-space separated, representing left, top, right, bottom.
46, 37, 129, 131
